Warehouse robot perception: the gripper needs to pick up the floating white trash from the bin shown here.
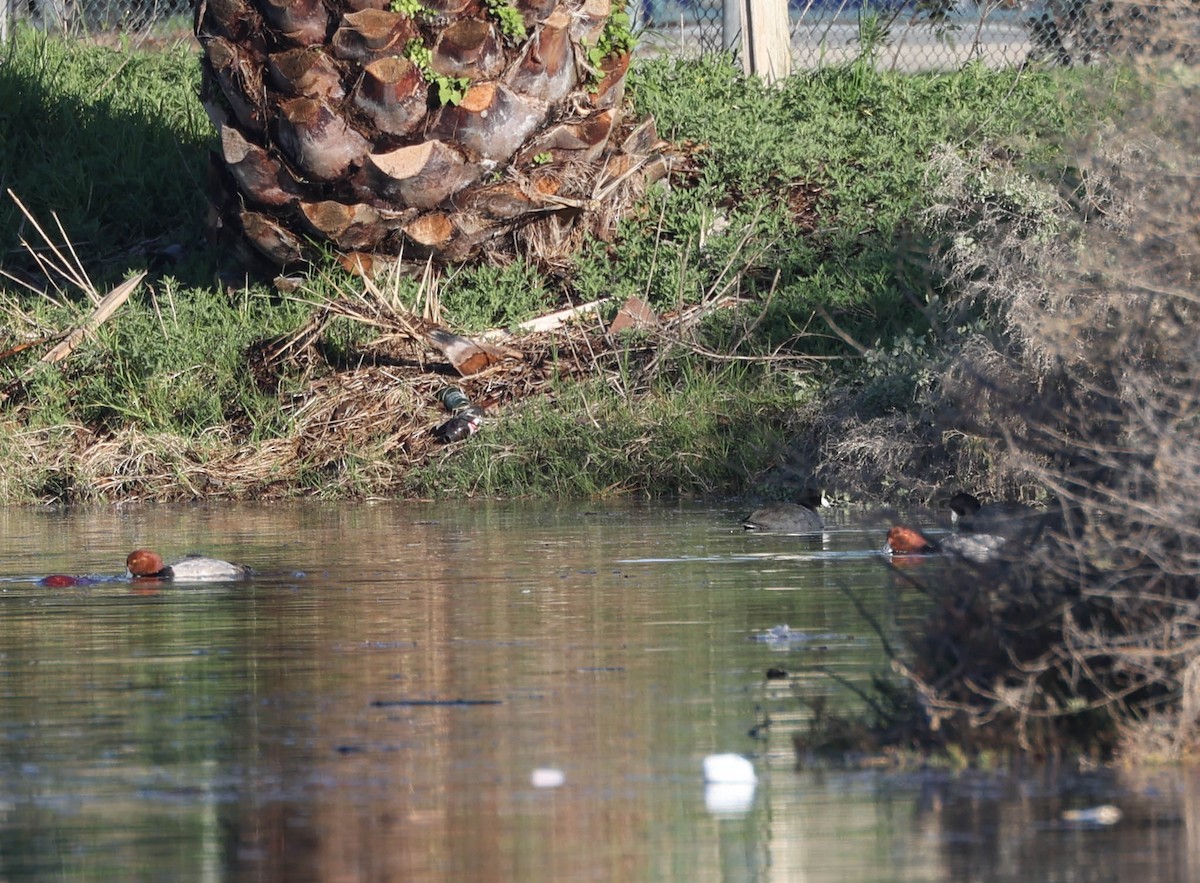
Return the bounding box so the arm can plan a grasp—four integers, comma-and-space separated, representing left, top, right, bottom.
1061, 805, 1122, 826
704, 782, 757, 815
531, 768, 565, 788
702, 753, 757, 785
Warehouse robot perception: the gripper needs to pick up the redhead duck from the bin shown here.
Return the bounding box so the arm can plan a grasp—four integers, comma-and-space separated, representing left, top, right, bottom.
946, 492, 1040, 540
886, 525, 1007, 564
126, 549, 250, 582
743, 490, 828, 533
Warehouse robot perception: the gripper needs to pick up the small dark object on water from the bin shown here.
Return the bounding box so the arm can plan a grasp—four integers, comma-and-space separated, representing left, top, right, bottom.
748, 707, 772, 739
765, 667, 789, 679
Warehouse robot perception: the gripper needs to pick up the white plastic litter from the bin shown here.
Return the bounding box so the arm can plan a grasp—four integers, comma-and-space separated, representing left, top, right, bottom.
1061, 805, 1122, 826
702, 753, 757, 785
531, 768, 565, 788
704, 782, 757, 815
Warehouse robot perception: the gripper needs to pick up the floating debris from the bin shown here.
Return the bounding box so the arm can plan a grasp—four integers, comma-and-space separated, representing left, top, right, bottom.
703, 754, 757, 816
1061, 805, 1122, 827
702, 753, 757, 785
751, 624, 843, 646
531, 768, 565, 788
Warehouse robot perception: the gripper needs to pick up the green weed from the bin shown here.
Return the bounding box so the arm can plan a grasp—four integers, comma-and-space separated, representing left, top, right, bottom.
439, 261, 553, 331
585, 10, 636, 74
389, 0, 430, 17
16, 282, 305, 437
482, 0, 527, 43
404, 40, 470, 106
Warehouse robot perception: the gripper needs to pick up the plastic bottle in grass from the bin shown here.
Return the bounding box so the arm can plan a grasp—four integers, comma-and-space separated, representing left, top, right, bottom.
434, 387, 483, 443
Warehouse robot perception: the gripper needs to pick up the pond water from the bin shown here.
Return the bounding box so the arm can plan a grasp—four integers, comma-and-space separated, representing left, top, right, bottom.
0, 500, 1195, 882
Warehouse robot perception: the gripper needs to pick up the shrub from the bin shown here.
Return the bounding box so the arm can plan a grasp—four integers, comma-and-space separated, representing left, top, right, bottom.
895, 58, 1200, 759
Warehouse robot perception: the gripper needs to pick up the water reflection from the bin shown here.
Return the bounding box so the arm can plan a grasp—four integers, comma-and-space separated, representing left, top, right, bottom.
0, 501, 1195, 881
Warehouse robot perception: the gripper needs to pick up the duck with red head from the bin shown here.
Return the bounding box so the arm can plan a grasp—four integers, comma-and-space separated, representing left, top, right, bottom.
886, 525, 1007, 564
886, 526, 936, 554
126, 549, 250, 582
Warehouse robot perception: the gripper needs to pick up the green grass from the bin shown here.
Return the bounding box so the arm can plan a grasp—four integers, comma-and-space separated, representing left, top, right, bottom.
0, 26, 211, 283
0, 29, 1133, 502
18, 283, 308, 437
406, 361, 804, 497
616, 54, 1114, 349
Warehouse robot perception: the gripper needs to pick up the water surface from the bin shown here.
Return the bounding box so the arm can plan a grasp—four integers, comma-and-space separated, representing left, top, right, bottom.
0, 501, 1193, 881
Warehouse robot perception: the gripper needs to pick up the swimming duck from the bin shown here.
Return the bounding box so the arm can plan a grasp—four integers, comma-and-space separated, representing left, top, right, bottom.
886, 525, 1008, 564
742, 490, 828, 533
126, 549, 250, 582
946, 492, 1040, 540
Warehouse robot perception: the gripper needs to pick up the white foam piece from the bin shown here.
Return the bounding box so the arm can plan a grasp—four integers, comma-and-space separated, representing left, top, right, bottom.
704, 782, 757, 815
531, 768, 565, 788
702, 753, 757, 784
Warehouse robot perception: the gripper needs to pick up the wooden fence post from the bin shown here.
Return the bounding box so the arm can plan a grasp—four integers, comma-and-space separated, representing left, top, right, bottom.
724, 0, 793, 84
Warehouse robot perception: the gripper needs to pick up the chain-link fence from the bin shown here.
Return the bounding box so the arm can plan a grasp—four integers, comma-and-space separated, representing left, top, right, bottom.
635, 0, 1199, 70
635, 0, 1037, 70
786, 3, 1034, 71
2, 0, 189, 36
1, 0, 1195, 71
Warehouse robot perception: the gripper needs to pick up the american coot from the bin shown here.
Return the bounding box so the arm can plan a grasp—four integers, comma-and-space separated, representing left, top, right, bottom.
126, 549, 251, 582
946, 492, 1042, 541
742, 490, 829, 533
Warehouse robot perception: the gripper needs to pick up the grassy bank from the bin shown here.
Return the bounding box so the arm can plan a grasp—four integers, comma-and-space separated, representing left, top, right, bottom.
7, 23, 1200, 763
0, 26, 1117, 503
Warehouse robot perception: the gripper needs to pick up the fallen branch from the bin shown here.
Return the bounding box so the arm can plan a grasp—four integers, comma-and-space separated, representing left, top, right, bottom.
33, 272, 146, 369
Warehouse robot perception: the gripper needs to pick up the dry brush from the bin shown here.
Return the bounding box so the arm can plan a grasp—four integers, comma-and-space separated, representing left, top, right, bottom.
890, 43, 1200, 760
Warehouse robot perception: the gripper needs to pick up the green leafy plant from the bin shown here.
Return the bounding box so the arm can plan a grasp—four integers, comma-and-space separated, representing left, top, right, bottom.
388, 0, 430, 17
433, 74, 471, 106
482, 0, 527, 43
404, 40, 471, 106
404, 40, 434, 72
586, 10, 636, 73
531, 151, 552, 165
